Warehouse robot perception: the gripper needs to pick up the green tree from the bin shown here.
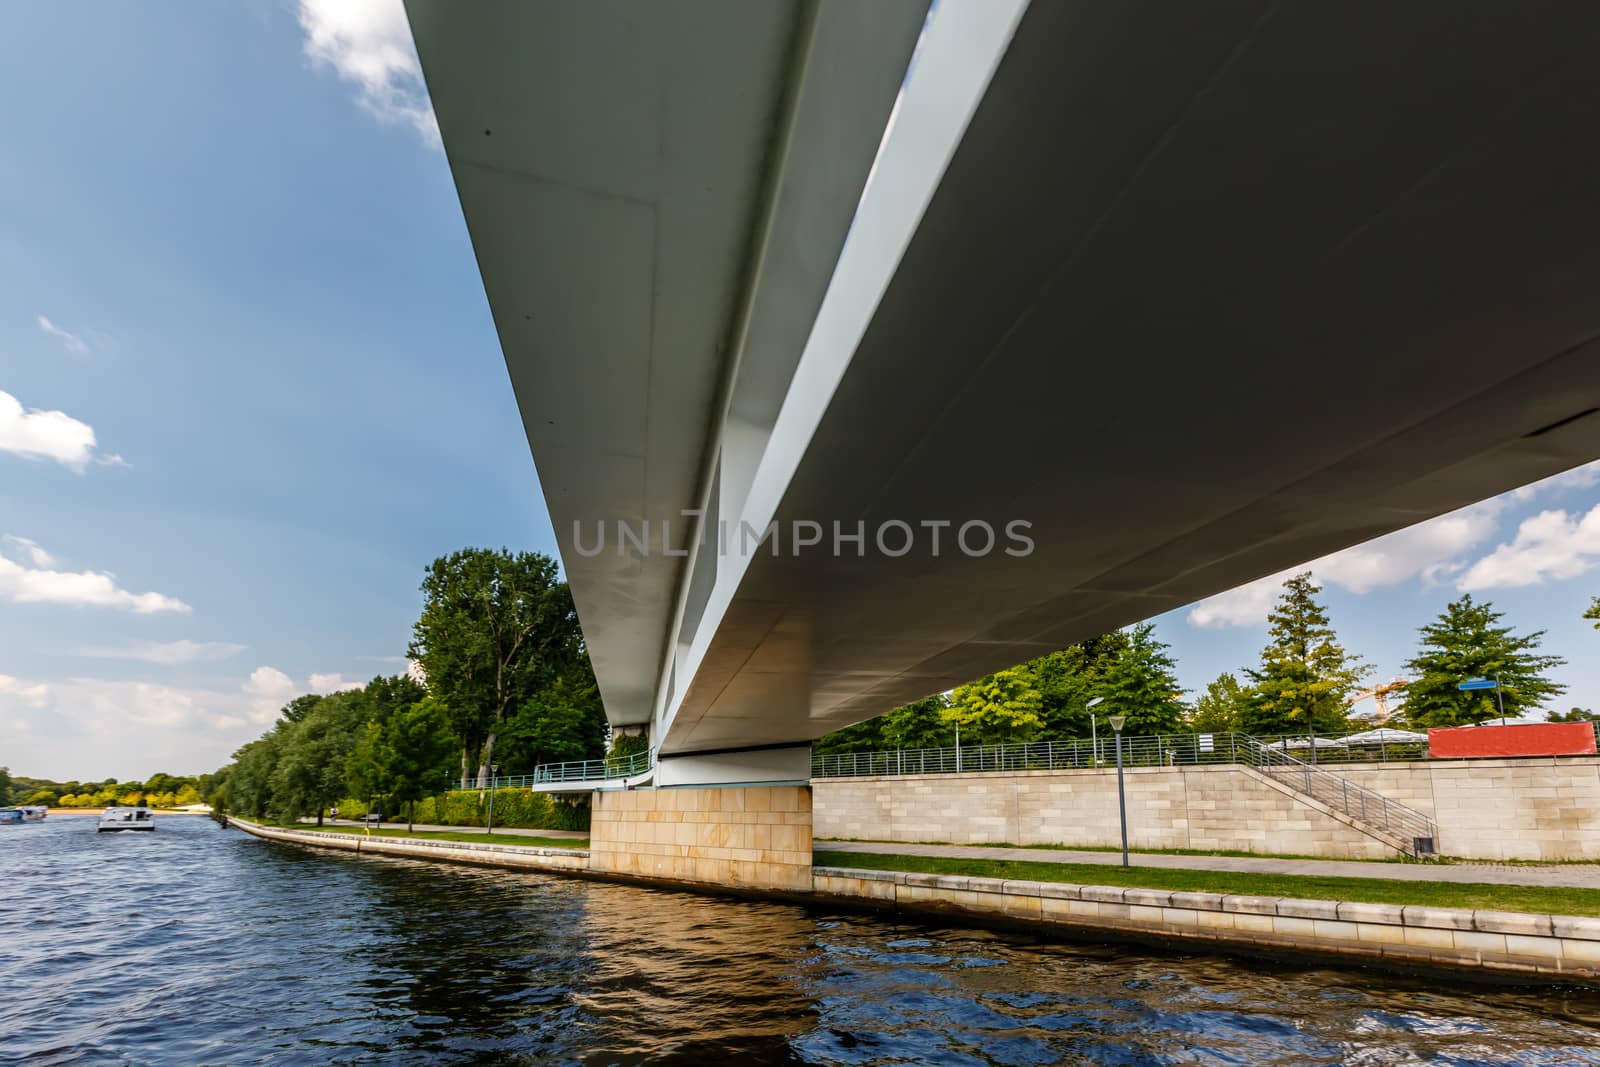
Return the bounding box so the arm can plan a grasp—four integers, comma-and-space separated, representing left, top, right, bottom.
498, 659, 608, 769
270, 693, 366, 823
809, 717, 884, 756
1401, 595, 1566, 728
26, 789, 56, 807
408, 548, 581, 785
1549, 707, 1598, 723
1030, 632, 1129, 740
1096, 623, 1186, 735
0, 767, 10, 804
380, 699, 455, 831
881, 694, 954, 749
1242, 572, 1370, 740
944, 668, 1044, 745
1586, 597, 1600, 629
1190, 671, 1251, 733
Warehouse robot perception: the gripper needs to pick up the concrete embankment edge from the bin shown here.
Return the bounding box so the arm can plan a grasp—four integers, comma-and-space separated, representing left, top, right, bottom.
814, 866, 1600, 984
229, 818, 589, 872
226, 818, 1600, 984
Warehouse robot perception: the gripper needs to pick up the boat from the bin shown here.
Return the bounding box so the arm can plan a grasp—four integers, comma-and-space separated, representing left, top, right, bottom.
0, 809, 23, 825
19, 805, 47, 821
97, 806, 156, 832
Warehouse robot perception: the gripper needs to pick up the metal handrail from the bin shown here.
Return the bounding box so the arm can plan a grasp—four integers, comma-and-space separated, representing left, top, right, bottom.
460, 746, 654, 791
810, 730, 1439, 856
1233, 734, 1437, 854
809, 727, 1442, 779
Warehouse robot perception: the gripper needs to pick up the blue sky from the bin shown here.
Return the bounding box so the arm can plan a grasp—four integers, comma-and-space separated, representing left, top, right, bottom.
2, 3, 1597, 781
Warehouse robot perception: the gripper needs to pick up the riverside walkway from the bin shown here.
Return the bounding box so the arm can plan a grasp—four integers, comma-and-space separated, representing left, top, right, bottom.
316, 818, 588, 840
818, 840, 1600, 889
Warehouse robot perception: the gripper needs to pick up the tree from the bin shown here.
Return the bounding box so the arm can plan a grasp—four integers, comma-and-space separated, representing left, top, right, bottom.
26, 789, 56, 807
380, 699, 455, 831
1096, 623, 1186, 735
0, 767, 10, 804
1030, 632, 1129, 740
944, 668, 1044, 745
1587, 597, 1600, 629
1549, 707, 1599, 723
1401, 595, 1566, 728
881, 695, 954, 749
1190, 672, 1251, 733
497, 659, 608, 769
408, 548, 581, 786
1242, 572, 1370, 740
270, 693, 366, 823
810, 717, 885, 756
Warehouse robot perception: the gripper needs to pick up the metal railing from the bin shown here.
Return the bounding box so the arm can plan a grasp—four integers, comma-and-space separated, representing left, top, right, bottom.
811, 730, 1439, 856
459, 746, 653, 791
810, 728, 1437, 780
1234, 734, 1437, 855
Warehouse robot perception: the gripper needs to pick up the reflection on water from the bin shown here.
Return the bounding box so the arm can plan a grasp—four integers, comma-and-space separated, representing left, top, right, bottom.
4, 817, 1600, 1065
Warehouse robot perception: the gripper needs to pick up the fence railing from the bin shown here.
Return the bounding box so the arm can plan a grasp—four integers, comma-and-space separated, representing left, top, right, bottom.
810, 728, 1434, 780
459, 746, 653, 791
1234, 734, 1437, 854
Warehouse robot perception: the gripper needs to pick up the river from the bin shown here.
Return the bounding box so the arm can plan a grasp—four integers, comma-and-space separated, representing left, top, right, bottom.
5, 816, 1600, 1065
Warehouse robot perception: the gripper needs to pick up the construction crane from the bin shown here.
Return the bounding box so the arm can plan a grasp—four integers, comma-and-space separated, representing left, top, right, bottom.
1347, 678, 1410, 724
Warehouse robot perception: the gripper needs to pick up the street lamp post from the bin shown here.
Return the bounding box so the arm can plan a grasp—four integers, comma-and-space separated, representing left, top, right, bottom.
1109, 714, 1129, 867
1087, 697, 1105, 766
486, 763, 500, 834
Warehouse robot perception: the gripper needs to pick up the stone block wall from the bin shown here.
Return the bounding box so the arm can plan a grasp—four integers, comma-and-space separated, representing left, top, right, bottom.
815, 757, 1600, 860
589, 785, 813, 891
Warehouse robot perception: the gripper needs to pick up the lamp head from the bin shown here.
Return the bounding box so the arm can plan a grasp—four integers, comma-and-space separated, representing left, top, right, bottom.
1108, 714, 1127, 732
1086, 697, 1105, 709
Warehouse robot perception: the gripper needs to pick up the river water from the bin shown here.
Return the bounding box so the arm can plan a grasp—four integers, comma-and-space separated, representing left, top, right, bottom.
5, 816, 1600, 1065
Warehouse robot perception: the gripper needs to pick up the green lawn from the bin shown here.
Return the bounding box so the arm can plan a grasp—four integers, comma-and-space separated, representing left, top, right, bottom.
813, 850, 1600, 917
815, 838, 1412, 864
287, 823, 587, 850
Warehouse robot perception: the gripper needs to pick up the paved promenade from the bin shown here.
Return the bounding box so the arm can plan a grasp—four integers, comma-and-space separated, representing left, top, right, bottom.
817, 840, 1600, 889
316, 818, 588, 840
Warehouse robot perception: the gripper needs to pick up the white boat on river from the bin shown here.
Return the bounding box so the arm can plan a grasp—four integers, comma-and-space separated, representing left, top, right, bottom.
98, 807, 156, 832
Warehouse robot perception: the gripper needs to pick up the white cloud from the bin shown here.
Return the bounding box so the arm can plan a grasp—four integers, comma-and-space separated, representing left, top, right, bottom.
1458, 504, 1600, 592
0, 536, 190, 614
0, 673, 51, 707
1510, 459, 1600, 501
0, 388, 101, 471
309, 672, 363, 693
243, 666, 297, 723
297, 0, 440, 145
76, 640, 247, 666
1185, 460, 1600, 628
36, 314, 89, 354
2, 534, 54, 568
1186, 571, 1285, 630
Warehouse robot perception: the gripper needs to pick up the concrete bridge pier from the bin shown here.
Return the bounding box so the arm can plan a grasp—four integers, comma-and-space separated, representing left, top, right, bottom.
588, 745, 814, 891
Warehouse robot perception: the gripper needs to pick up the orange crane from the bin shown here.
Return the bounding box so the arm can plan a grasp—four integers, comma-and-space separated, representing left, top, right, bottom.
1347, 678, 1410, 724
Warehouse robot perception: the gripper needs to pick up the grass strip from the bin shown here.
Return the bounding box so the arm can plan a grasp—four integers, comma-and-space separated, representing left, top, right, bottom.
813, 850, 1600, 918
284, 823, 587, 850
814, 838, 1412, 864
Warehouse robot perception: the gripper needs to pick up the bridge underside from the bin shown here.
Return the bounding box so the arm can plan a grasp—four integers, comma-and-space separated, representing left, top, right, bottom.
410, 1, 1600, 885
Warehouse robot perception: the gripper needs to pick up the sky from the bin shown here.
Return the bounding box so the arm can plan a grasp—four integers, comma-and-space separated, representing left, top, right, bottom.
2, 2, 1598, 781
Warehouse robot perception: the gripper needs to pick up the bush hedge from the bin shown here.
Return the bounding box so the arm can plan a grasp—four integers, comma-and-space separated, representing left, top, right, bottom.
335, 788, 589, 832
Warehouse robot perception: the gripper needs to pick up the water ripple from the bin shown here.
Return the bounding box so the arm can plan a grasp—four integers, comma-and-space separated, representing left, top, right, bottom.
4, 818, 1600, 1064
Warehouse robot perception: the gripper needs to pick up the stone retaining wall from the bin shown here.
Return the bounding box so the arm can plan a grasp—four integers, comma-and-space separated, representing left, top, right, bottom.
230, 819, 589, 871
815, 757, 1600, 860
812, 866, 1600, 983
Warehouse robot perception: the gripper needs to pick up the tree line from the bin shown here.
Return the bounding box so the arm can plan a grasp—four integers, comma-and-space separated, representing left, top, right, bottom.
211, 548, 609, 827
816, 573, 1592, 754
1, 769, 211, 809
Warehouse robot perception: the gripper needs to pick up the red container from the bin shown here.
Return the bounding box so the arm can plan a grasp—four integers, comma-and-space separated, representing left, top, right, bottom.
1427, 722, 1597, 759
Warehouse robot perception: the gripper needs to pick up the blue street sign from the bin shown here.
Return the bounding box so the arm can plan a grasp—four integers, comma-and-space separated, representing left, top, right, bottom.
1458, 677, 1498, 691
